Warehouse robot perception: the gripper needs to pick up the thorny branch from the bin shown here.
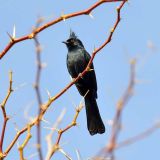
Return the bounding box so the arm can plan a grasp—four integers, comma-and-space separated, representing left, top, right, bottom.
18, 125, 32, 160
0, 71, 13, 157
1, 1, 127, 158
0, 0, 123, 59
107, 59, 136, 158
33, 17, 44, 160
48, 103, 84, 160
95, 120, 160, 160
45, 109, 66, 160
95, 59, 136, 160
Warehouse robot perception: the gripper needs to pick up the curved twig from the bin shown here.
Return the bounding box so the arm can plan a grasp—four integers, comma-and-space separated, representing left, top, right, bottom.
0, 0, 123, 59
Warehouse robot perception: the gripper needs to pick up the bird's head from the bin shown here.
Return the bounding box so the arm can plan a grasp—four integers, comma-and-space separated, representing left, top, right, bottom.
63, 30, 84, 51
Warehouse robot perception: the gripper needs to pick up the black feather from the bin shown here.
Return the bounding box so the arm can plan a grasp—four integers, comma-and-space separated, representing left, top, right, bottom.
64, 31, 105, 135
69, 29, 77, 39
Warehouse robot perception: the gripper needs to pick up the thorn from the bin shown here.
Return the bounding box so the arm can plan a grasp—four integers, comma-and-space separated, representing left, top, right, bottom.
46, 89, 51, 100
69, 75, 73, 81
62, 16, 66, 21
37, 16, 45, 24
27, 152, 38, 159
7, 32, 15, 42
134, 78, 151, 85
75, 149, 83, 160
42, 118, 51, 124
12, 24, 16, 39
110, 28, 114, 33
16, 141, 20, 148
59, 148, 72, 160
89, 13, 94, 19
61, 12, 66, 21
24, 101, 35, 121
78, 73, 83, 79
86, 67, 91, 72
89, 68, 94, 72
13, 122, 20, 132
75, 123, 80, 128
93, 45, 96, 52
43, 126, 59, 132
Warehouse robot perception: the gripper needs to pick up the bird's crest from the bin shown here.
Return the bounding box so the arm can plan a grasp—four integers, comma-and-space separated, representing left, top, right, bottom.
69, 30, 77, 39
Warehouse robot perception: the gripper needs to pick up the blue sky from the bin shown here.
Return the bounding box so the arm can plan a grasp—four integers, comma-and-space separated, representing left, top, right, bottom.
0, 0, 160, 159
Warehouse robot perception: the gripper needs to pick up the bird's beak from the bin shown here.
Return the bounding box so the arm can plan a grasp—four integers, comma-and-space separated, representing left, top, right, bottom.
62, 41, 68, 44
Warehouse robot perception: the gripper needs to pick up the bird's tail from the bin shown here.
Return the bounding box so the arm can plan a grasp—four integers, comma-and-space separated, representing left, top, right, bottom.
84, 96, 105, 135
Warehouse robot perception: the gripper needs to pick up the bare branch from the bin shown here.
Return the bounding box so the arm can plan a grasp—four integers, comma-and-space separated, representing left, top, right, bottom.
116, 121, 160, 149
0, 71, 13, 156
94, 59, 136, 159
33, 17, 44, 160
18, 125, 32, 160
47, 103, 84, 160
45, 108, 66, 160
106, 59, 136, 157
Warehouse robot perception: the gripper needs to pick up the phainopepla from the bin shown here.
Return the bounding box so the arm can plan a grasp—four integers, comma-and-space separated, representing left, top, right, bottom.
63, 31, 105, 135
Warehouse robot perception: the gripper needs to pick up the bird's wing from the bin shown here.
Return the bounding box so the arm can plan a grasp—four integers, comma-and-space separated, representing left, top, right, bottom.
84, 50, 98, 92
74, 49, 98, 97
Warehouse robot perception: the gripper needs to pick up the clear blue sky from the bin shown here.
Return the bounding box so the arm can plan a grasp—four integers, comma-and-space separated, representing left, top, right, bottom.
0, 0, 160, 159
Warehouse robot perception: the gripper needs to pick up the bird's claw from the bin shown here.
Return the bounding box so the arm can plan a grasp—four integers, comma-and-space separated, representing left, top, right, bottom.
78, 73, 83, 78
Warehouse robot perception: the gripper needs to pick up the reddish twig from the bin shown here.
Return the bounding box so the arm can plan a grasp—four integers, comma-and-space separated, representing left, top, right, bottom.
0, 71, 13, 156
2, 1, 127, 158
0, 0, 123, 60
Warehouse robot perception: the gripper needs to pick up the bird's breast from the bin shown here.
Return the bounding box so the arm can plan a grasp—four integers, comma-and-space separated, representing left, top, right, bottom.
67, 52, 84, 65
67, 51, 86, 77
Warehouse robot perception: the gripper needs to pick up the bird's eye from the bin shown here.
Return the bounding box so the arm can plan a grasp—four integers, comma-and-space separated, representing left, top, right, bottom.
70, 39, 74, 43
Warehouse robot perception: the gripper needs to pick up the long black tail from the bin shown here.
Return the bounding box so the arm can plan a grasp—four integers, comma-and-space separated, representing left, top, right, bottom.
84, 97, 105, 135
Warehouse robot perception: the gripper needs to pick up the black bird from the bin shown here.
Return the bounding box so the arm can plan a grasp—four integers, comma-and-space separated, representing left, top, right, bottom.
63, 31, 105, 135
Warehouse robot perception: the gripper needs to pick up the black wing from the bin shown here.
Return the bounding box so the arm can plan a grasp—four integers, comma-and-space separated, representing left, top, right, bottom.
74, 49, 98, 98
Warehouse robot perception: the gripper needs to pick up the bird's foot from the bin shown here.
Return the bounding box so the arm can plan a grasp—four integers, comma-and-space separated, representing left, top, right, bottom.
78, 73, 83, 78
